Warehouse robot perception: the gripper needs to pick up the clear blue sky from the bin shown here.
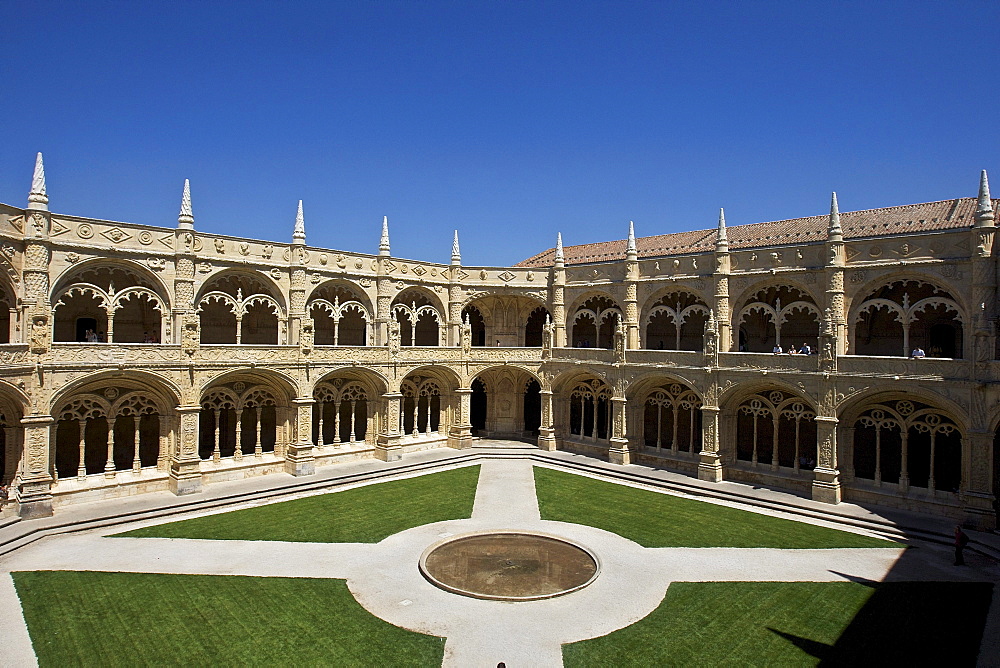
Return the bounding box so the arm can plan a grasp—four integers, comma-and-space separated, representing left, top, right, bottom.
1, 1, 996, 266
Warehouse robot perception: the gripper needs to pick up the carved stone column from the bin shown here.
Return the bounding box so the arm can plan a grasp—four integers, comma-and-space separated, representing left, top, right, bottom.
963, 430, 996, 529
537, 387, 557, 451
376, 392, 403, 461
811, 415, 842, 504
17, 415, 54, 518
448, 387, 473, 449
607, 395, 631, 465
168, 405, 203, 495
698, 405, 723, 482
285, 397, 316, 476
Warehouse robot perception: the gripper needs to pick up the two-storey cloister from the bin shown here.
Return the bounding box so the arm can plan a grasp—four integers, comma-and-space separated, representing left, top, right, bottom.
1, 156, 998, 530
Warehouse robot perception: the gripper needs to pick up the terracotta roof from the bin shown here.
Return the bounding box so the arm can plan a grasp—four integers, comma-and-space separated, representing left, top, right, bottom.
516, 197, 994, 267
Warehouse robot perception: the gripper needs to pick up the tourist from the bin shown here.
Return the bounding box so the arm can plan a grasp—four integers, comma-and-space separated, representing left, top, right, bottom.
772, 345, 783, 355
799, 343, 811, 355
954, 525, 969, 565
911, 347, 926, 358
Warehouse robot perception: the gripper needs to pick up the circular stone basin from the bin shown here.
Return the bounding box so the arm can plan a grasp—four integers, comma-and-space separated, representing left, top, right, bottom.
419, 531, 600, 601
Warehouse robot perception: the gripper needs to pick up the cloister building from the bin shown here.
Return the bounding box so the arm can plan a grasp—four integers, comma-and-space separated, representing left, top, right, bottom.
1, 154, 998, 528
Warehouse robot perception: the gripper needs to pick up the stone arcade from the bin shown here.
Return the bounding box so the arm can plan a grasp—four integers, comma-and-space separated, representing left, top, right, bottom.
0, 154, 997, 528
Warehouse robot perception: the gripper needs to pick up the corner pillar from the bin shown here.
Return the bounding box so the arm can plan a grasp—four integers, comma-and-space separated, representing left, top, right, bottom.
285, 397, 316, 476
962, 430, 996, 530
17, 415, 54, 518
698, 404, 724, 482
608, 395, 631, 465
168, 405, 203, 495
812, 415, 842, 504
537, 388, 557, 451
448, 388, 474, 449
376, 392, 403, 461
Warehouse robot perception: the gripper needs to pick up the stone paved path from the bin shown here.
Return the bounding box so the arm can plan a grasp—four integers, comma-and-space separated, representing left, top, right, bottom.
0, 458, 996, 667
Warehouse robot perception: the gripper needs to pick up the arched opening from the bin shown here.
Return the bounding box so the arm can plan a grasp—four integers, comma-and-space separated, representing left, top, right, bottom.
568, 378, 611, 441
571, 296, 621, 349
54, 291, 106, 342
313, 381, 370, 445
200, 382, 281, 461
642, 383, 702, 453
470, 378, 487, 434
736, 286, 819, 353
393, 290, 442, 347
197, 272, 284, 345
644, 291, 709, 351
52, 263, 169, 344
54, 389, 164, 479
852, 399, 961, 493
241, 300, 279, 345
853, 280, 963, 358
308, 284, 370, 346
524, 308, 548, 347
471, 368, 541, 438
523, 379, 541, 435
734, 389, 816, 471
113, 292, 162, 343
401, 375, 443, 436
461, 306, 487, 347
0, 296, 11, 344
199, 298, 237, 344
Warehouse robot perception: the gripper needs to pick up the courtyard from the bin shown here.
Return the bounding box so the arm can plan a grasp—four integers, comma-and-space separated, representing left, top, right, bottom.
1, 443, 996, 667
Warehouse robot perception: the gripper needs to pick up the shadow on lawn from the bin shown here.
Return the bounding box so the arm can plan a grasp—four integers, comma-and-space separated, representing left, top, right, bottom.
768, 578, 993, 666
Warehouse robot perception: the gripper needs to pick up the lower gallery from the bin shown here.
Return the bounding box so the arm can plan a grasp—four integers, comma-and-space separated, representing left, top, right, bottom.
1, 154, 998, 529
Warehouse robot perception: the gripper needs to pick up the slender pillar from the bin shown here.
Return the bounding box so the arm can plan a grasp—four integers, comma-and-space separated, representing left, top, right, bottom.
77, 419, 87, 479
333, 400, 341, 444
104, 417, 117, 478
254, 407, 262, 457
132, 417, 142, 473
316, 402, 325, 446
234, 408, 243, 460
349, 400, 357, 442
212, 409, 221, 463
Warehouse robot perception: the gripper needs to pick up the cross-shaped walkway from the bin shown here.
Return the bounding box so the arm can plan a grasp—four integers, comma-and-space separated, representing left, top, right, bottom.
0, 459, 995, 666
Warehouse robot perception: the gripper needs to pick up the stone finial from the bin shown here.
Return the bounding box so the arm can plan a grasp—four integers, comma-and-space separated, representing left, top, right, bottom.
626, 221, 637, 257
178, 179, 194, 229
451, 230, 461, 265
27, 152, 48, 211
555, 232, 564, 265
976, 170, 994, 226
292, 200, 306, 244
716, 208, 728, 248
379, 216, 391, 256
828, 192, 842, 238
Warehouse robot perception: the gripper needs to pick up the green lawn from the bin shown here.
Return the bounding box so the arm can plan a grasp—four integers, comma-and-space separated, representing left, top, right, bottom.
533, 467, 896, 548
13, 570, 443, 667
563, 581, 993, 666
116, 465, 480, 543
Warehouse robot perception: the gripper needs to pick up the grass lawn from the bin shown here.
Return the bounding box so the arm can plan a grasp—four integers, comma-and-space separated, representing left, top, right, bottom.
115, 464, 480, 543
563, 581, 993, 667
533, 467, 896, 548
13, 570, 443, 667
